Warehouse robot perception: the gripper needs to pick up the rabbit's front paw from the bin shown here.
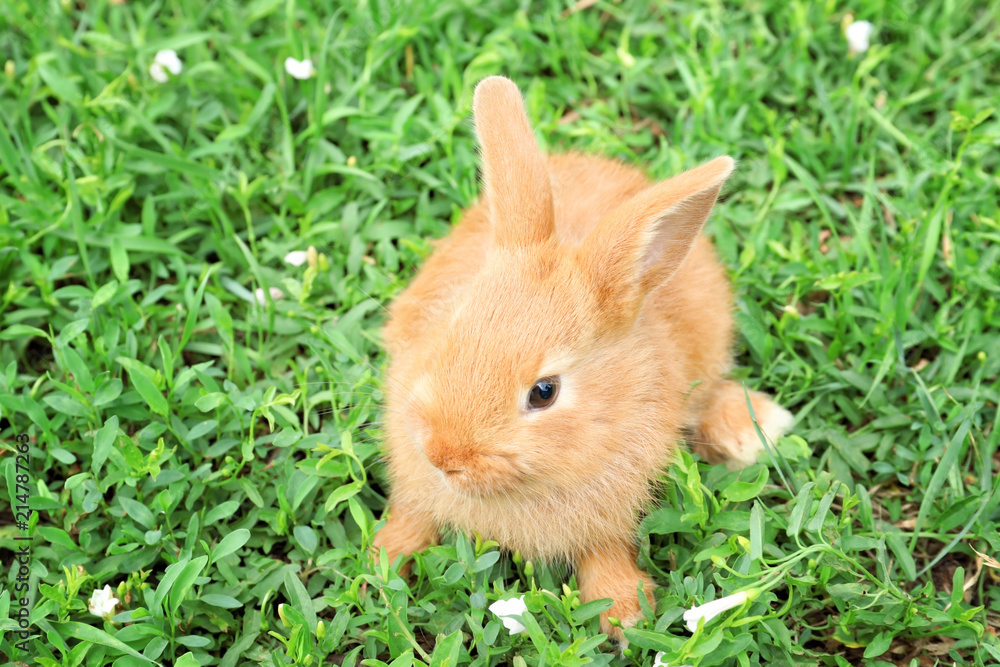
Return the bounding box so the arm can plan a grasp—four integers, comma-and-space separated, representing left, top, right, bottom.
372, 503, 438, 576
692, 380, 796, 470
576, 546, 655, 643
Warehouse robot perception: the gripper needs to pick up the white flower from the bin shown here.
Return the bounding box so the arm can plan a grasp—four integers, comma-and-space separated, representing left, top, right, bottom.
845, 20, 875, 55
488, 595, 527, 635
683, 590, 749, 632
254, 286, 285, 304
149, 49, 183, 83
88, 585, 119, 620
284, 250, 309, 267
284, 57, 315, 80
653, 653, 692, 667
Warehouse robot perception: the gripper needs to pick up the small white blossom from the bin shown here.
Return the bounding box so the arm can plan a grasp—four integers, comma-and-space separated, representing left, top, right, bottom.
653, 652, 692, 667
88, 585, 119, 620
845, 20, 875, 55
683, 590, 749, 632
149, 49, 183, 83
284, 250, 309, 267
284, 57, 316, 80
488, 595, 527, 635
254, 286, 285, 304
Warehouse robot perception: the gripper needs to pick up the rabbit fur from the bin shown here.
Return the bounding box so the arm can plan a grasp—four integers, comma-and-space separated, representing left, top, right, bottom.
373, 76, 794, 640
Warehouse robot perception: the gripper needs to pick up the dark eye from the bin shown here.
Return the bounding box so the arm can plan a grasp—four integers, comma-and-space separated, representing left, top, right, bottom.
528, 376, 560, 410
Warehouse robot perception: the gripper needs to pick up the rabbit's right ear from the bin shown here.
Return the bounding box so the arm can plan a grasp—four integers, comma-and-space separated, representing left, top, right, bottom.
579, 156, 734, 316
473, 76, 554, 247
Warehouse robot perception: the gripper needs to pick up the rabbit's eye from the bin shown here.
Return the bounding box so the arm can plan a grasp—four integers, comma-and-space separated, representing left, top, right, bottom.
528, 377, 560, 410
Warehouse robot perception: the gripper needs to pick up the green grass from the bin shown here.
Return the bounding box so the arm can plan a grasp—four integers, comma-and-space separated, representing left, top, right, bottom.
1, 0, 999, 665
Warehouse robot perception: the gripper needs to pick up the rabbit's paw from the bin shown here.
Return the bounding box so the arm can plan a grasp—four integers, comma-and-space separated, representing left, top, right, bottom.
576, 546, 655, 644
692, 380, 796, 471
371, 503, 438, 577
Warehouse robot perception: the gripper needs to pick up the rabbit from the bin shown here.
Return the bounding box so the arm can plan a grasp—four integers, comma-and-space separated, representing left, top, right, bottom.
373, 76, 795, 641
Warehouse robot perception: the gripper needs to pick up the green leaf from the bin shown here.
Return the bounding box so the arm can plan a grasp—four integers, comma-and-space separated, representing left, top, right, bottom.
175, 652, 202, 666
722, 466, 769, 503
215, 124, 251, 142
519, 610, 546, 654
168, 556, 208, 615
283, 568, 318, 632
200, 594, 242, 609
470, 550, 500, 573
153, 557, 190, 613
272, 428, 300, 448
36, 527, 78, 550
293, 525, 318, 555
204, 501, 240, 525
179, 269, 215, 352
571, 598, 613, 623
387, 586, 411, 658
38, 65, 81, 103
158, 334, 174, 390
828, 583, 868, 603
348, 496, 368, 536
786, 482, 816, 538
187, 419, 217, 441
443, 563, 466, 585
324, 480, 363, 512
42, 393, 90, 418
91, 280, 119, 309
117, 357, 168, 417
205, 293, 235, 347
194, 393, 226, 412
805, 483, 839, 534
239, 478, 264, 508
0, 325, 52, 341
218, 632, 259, 667
863, 631, 894, 658
94, 378, 123, 407
749, 501, 764, 561
213, 529, 251, 560
55, 318, 90, 347
429, 629, 464, 667
59, 346, 94, 393
621, 627, 676, 652
110, 237, 130, 283
176, 635, 212, 648
885, 532, 917, 581
120, 497, 156, 529
910, 419, 971, 550
640, 506, 698, 536
52, 622, 155, 664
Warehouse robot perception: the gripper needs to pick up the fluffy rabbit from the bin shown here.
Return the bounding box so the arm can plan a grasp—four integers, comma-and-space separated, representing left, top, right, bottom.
373, 76, 794, 640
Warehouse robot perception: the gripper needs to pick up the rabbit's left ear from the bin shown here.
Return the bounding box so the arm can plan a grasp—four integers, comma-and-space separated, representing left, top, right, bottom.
473, 76, 554, 247
580, 156, 734, 311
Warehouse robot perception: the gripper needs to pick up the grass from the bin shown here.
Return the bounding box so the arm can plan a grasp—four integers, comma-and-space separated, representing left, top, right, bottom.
1, 0, 999, 665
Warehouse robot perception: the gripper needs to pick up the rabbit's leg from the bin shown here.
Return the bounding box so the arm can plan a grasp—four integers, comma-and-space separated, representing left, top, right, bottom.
576, 545, 655, 642
372, 503, 438, 575
690, 380, 794, 470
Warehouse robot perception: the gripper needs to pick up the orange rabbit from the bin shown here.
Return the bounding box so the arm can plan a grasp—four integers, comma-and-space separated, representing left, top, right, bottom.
374, 76, 794, 640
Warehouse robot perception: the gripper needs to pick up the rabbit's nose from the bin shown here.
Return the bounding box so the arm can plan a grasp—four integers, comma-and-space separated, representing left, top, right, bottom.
424, 438, 460, 471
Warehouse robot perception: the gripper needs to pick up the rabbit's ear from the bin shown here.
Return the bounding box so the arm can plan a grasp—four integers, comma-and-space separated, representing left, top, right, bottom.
581, 156, 734, 309
473, 76, 554, 247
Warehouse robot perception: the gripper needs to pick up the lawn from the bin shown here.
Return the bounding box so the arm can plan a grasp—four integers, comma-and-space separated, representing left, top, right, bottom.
1, 0, 999, 665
